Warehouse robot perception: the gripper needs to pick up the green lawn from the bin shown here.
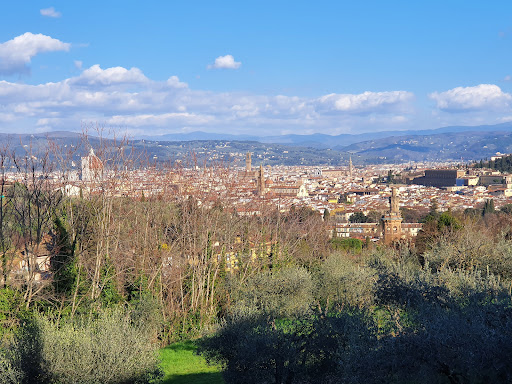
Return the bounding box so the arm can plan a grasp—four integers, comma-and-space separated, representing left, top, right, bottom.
159, 341, 224, 384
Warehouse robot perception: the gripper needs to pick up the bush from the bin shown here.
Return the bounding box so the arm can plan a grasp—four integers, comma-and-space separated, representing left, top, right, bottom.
0, 288, 27, 343
0, 349, 22, 384
232, 267, 314, 318
423, 222, 512, 279
351, 297, 512, 384
330, 238, 363, 253
198, 310, 369, 384
12, 308, 162, 384
316, 253, 376, 310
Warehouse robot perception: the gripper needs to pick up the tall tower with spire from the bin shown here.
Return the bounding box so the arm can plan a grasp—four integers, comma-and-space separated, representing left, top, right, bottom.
349, 156, 353, 179
382, 187, 403, 245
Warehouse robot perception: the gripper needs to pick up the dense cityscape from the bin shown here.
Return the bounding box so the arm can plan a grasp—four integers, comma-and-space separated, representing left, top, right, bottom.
52, 148, 512, 239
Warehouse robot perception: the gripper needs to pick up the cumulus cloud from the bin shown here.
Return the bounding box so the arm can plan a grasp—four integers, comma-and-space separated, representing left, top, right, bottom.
166, 75, 188, 88
429, 84, 512, 112
315, 91, 414, 114
5, 74, 512, 135
0, 32, 70, 75
71, 64, 149, 86
208, 54, 241, 69
40, 7, 61, 18
0, 62, 419, 135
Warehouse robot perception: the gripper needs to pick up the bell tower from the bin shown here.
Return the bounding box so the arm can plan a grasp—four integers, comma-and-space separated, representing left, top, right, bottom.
258, 165, 266, 196
246, 152, 252, 173
382, 188, 402, 245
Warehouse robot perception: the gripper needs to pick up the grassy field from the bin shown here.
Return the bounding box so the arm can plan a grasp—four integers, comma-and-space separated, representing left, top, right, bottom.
159, 341, 224, 384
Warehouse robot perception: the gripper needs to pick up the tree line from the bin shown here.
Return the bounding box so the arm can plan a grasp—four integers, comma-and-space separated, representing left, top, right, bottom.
473, 154, 512, 172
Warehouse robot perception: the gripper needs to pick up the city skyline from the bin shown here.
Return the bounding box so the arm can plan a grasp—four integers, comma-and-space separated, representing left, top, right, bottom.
1, 1, 512, 136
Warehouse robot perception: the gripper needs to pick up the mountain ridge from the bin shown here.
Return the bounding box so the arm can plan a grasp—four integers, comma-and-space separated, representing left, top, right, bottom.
138, 122, 512, 148
2, 122, 512, 165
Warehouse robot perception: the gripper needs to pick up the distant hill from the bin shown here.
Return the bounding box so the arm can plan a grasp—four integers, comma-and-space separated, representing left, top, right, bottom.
0, 133, 351, 167
141, 131, 259, 142
4, 122, 512, 165
141, 122, 512, 149
0, 132, 112, 167
138, 123, 512, 163
338, 130, 512, 162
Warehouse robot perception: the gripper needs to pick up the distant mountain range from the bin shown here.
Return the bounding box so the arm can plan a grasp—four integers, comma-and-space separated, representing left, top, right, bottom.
140, 122, 512, 149
339, 130, 512, 163
3, 122, 512, 165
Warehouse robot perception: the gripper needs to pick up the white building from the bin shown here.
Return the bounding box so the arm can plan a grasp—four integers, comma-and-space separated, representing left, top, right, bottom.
81, 148, 103, 182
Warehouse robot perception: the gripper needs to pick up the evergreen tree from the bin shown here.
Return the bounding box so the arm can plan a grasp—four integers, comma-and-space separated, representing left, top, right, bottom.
387, 170, 394, 184
476, 154, 512, 172
323, 208, 330, 221
350, 211, 369, 223
51, 217, 77, 296
483, 199, 495, 216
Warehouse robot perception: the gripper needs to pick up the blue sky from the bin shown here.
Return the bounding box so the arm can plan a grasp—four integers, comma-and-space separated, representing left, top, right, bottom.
1, 1, 512, 136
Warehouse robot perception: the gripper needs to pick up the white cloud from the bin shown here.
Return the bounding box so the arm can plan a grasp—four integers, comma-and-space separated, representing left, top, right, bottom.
74, 60, 83, 70
0, 63, 421, 135
0, 113, 16, 123
71, 64, 149, 86
40, 7, 62, 18
208, 54, 241, 69
0, 33, 70, 75
315, 91, 414, 114
498, 116, 512, 123
166, 75, 188, 88
107, 113, 214, 127
429, 84, 512, 112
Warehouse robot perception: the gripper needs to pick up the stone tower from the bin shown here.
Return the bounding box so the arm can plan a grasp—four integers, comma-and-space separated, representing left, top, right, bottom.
349, 156, 353, 179
246, 152, 252, 173
382, 187, 402, 245
390, 187, 400, 214
258, 164, 266, 196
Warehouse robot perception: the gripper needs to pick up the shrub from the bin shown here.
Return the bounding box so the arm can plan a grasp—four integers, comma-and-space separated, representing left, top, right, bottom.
198, 310, 370, 384
423, 222, 512, 279
330, 238, 363, 253
232, 267, 314, 318
351, 298, 512, 384
13, 308, 162, 384
316, 253, 376, 310
0, 288, 26, 343
0, 349, 22, 384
